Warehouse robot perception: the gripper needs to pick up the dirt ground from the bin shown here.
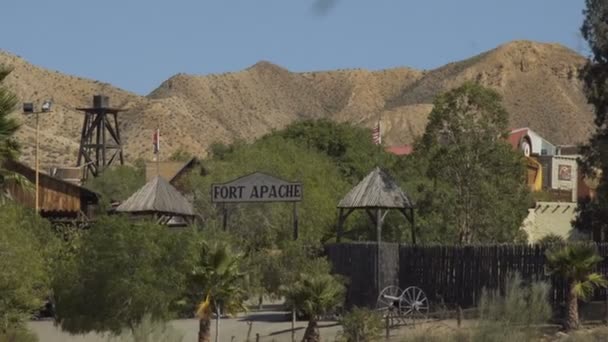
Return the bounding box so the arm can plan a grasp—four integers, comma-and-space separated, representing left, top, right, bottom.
28, 311, 458, 342
29, 311, 342, 342
29, 303, 608, 342
31, 317, 608, 342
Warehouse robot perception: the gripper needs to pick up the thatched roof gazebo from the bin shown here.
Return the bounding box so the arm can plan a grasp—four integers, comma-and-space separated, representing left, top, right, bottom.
336, 167, 416, 244
115, 176, 194, 226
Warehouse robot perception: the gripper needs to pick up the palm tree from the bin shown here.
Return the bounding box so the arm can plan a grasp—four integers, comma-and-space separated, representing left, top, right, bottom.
0, 67, 26, 201
283, 273, 345, 342
190, 242, 247, 342
546, 244, 608, 330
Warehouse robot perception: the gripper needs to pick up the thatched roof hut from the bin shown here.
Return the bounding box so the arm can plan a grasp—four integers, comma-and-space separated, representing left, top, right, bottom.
336, 167, 416, 244
338, 167, 414, 209
115, 176, 194, 224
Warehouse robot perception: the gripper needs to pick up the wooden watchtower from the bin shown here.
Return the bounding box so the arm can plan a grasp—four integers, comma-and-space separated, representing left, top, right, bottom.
76, 95, 125, 179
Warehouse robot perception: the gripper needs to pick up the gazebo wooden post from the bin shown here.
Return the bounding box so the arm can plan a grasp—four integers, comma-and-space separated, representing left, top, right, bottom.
293, 202, 299, 240
222, 203, 228, 231
411, 207, 416, 245
336, 167, 416, 246
336, 208, 356, 243
337, 208, 344, 243
376, 208, 382, 244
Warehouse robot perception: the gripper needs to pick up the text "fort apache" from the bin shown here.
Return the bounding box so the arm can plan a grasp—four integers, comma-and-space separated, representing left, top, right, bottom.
211, 172, 303, 203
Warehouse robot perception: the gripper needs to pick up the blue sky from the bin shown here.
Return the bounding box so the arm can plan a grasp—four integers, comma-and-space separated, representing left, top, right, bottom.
1, 1, 587, 95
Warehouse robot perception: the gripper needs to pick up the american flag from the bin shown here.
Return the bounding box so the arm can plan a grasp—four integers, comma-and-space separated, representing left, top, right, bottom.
372, 120, 381, 145
153, 128, 160, 154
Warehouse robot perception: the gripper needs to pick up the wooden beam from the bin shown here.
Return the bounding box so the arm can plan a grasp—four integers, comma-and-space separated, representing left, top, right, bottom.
365, 209, 377, 227
293, 202, 299, 240
114, 113, 124, 165
411, 207, 416, 245
399, 208, 416, 245
337, 208, 344, 243
336, 208, 356, 243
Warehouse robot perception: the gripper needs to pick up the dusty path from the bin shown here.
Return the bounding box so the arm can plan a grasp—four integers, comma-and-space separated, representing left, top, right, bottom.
29, 309, 461, 341
29, 311, 344, 342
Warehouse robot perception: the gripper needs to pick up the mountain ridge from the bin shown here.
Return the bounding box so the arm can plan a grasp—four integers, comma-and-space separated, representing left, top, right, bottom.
0, 40, 594, 168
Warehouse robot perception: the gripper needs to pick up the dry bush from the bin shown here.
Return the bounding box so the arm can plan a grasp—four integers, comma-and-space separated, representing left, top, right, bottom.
401, 273, 551, 342
336, 307, 384, 342
561, 327, 608, 342
0, 326, 38, 342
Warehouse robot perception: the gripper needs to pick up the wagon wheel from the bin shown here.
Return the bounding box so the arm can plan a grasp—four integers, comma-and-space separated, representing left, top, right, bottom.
376, 286, 406, 327
399, 286, 429, 325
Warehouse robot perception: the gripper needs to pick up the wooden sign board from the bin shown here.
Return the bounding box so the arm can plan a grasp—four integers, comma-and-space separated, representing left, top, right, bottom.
211, 172, 302, 203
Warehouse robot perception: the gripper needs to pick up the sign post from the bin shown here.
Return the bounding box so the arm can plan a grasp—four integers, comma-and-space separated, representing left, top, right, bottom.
211, 172, 303, 239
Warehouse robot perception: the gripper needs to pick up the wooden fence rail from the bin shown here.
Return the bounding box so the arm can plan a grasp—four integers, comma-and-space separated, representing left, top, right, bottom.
325, 243, 608, 309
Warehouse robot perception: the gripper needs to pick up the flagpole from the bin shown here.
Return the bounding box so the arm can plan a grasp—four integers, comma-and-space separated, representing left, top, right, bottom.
156, 121, 160, 176
378, 118, 382, 145
375, 116, 382, 167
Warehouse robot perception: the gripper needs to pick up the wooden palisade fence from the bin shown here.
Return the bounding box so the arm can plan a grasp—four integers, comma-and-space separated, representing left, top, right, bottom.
325, 243, 608, 310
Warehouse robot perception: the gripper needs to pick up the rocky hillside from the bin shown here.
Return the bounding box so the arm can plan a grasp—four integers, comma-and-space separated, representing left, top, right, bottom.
0, 40, 594, 168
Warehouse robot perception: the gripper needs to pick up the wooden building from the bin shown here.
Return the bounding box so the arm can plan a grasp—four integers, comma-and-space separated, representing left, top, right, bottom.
4, 160, 100, 221
145, 157, 201, 193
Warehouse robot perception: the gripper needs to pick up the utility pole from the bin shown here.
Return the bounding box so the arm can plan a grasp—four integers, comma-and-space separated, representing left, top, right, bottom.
23, 101, 52, 212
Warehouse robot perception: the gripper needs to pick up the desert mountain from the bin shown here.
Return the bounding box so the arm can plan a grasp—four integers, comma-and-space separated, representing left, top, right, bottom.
0, 40, 594, 169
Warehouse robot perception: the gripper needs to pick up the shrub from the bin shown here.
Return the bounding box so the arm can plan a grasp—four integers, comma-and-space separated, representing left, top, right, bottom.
478, 272, 552, 327
537, 233, 565, 247
0, 326, 38, 342
106, 316, 184, 342
53, 217, 196, 338
0, 204, 56, 334
561, 326, 608, 342
337, 307, 383, 342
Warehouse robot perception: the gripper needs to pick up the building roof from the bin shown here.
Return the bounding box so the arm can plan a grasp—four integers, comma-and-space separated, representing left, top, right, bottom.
338, 167, 414, 209
145, 157, 199, 183
4, 160, 99, 200
522, 201, 581, 243
507, 128, 529, 150
385, 145, 414, 156
3, 160, 100, 217
508, 127, 558, 156
116, 176, 194, 217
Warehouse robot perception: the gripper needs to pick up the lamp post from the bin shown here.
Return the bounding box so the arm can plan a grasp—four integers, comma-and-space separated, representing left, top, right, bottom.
22, 100, 52, 212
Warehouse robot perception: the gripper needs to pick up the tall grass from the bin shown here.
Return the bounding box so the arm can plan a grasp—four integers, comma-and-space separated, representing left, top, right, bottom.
336, 307, 384, 341
401, 273, 552, 342
561, 327, 608, 341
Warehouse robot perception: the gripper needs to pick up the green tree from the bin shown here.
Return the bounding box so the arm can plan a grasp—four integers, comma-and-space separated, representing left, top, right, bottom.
546, 244, 607, 330
85, 165, 145, 205
412, 82, 530, 244
188, 242, 247, 342
0, 204, 56, 338
537, 233, 566, 247
576, 0, 608, 239
276, 119, 397, 183
53, 216, 195, 340
190, 136, 350, 250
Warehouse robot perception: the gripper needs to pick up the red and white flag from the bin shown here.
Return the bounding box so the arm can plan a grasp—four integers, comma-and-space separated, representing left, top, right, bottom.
372, 120, 381, 145
153, 128, 160, 154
